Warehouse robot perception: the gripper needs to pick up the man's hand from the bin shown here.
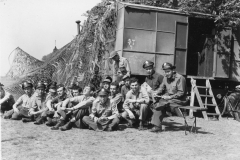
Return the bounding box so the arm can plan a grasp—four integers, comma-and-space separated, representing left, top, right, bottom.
65, 108, 74, 111
162, 95, 171, 100
99, 117, 108, 121
129, 112, 135, 119
13, 107, 19, 114
126, 99, 136, 104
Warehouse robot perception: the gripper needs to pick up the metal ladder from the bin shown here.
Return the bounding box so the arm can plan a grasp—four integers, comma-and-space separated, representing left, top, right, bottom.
189, 78, 222, 120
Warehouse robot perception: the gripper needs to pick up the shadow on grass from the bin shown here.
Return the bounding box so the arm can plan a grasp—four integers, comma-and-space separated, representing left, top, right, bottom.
1, 136, 37, 142
163, 121, 214, 135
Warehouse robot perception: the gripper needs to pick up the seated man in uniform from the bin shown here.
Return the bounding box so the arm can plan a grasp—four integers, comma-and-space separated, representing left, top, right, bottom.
59, 85, 95, 131
120, 75, 130, 101
151, 62, 188, 132
82, 88, 120, 131
3, 81, 33, 119
109, 82, 124, 114
35, 84, 68, 127
23, 82, 47, 123
121, 77, 150, 130
0, 83, 15, 114
67, 83, 82, 98
33, 82, 60, 125
143, 60, 163, 95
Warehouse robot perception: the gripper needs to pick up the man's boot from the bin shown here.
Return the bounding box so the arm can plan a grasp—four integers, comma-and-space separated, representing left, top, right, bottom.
46, 118, 56, 127
60, 122, 73, 131
51, 120, 65, 130
34, 116, 46, 125
22, 116, 34, 123
150, 125, 162, 133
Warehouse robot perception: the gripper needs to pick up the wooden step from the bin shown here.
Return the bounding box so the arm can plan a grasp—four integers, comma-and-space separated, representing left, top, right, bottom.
207, 113, 220, 116
203, 104, 217, 107
196, 86, 209, 89
199, 94, 213, 97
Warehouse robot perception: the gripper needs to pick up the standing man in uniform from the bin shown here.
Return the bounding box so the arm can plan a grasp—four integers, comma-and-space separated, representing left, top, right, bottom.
109, 51, 131, 82
3, 81, 33, 119
82, 88, 120, 131
122, 77, 150, 130
151, 62, 188, 132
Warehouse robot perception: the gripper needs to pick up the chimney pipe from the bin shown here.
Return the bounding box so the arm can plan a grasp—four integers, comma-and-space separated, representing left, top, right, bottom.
76, 20, 81, 35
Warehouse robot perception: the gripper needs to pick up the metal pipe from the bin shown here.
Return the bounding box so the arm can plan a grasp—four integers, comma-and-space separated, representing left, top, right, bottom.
76, 20, 81, 35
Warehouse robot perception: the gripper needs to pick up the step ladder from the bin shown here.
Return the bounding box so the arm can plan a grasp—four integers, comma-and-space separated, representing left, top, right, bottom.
189, 78, 222, 120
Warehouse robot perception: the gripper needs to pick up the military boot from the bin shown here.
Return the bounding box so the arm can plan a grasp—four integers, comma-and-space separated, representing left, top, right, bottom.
51, 120, 65, 130
150, 125, 162, 133
34, 116, 46, 125
45, 118, 56, 127
60, 122, 74, 131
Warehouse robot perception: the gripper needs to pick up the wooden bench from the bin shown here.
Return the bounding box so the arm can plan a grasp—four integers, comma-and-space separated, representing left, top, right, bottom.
178, 106, 208, 135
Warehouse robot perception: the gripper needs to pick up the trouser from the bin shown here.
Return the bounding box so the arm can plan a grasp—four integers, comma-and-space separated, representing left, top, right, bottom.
0, 101, 13, 113
73, 108, 89, 128
82, 116, 119, 131
121, 103, 149, 123
4, 106, 32, 119
151, 99, 184, 127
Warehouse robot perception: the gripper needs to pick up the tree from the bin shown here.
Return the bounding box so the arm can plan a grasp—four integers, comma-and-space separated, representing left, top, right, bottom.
130, 0, 240, 29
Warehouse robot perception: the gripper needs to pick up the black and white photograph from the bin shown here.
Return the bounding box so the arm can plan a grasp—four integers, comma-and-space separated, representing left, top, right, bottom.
1, 0, 240, 159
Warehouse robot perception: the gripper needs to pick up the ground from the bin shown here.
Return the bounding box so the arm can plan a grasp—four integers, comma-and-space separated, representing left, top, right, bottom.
1, 116, 240, 160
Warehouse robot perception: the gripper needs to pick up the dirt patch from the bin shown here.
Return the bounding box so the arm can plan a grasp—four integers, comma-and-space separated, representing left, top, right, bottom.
1, 116, 240, 160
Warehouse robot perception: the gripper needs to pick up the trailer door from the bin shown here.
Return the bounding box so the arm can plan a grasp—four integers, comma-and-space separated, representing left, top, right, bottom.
214, 28, 232, 78
174, 22, 188, 75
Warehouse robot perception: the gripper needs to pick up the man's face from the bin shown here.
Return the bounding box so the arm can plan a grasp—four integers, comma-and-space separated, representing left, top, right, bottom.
57, 87, 65, 97
72, 89, 80, 97
145, 66, 154, 75
103, 82, 110, 90
164, 69, 174, 79
130, 82, 140, 93
24, 87, 33, 96
49, 91, 57, 97
37, 88, 45, 97
99, 95, 108, 104
125, 79, 130, 87
83, 86, 91, 96
110, 85, 117, 96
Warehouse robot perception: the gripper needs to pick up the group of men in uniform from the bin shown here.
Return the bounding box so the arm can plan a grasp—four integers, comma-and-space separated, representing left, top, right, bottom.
0, 50, 188, 132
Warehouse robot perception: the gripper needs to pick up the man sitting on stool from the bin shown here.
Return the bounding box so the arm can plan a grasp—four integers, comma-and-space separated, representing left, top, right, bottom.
151, 62, 188, 132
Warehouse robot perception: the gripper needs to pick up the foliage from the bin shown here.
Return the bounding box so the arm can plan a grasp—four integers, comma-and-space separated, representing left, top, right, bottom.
131, 0, 240, 29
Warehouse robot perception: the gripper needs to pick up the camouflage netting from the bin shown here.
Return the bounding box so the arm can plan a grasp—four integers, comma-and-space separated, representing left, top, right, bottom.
6, 47, 44, 78
4, 0, 117, 98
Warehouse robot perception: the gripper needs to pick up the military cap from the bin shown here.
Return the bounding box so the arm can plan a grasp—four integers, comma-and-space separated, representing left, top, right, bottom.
21, 81, 33, 90
109, 51, 118, 59
98, 88, 110, 96
36, 82, 46, 90
57, 84, 65, 89
102, 79, 111, 83
143, 60, 154, 69
69, 83, 79, 90
0, 82, 4, 86
122, 75, 130, 81
162, 62, 176, 70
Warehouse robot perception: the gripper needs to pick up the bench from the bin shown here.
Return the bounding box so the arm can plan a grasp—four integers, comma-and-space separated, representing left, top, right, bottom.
178, 106, 208, 135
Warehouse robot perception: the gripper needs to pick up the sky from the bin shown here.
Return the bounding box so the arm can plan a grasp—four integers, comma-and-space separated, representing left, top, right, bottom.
0, 0, 102, 76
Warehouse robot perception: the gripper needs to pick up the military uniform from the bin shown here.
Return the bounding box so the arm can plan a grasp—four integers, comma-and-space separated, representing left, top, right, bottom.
122, 87, 150, 125
0, 91, 15, 113
109, 93, 124, 113
4, 93, 33, 119
145, 71, 163, 91
151, 72, 188, 128
82, 98, 119, 131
